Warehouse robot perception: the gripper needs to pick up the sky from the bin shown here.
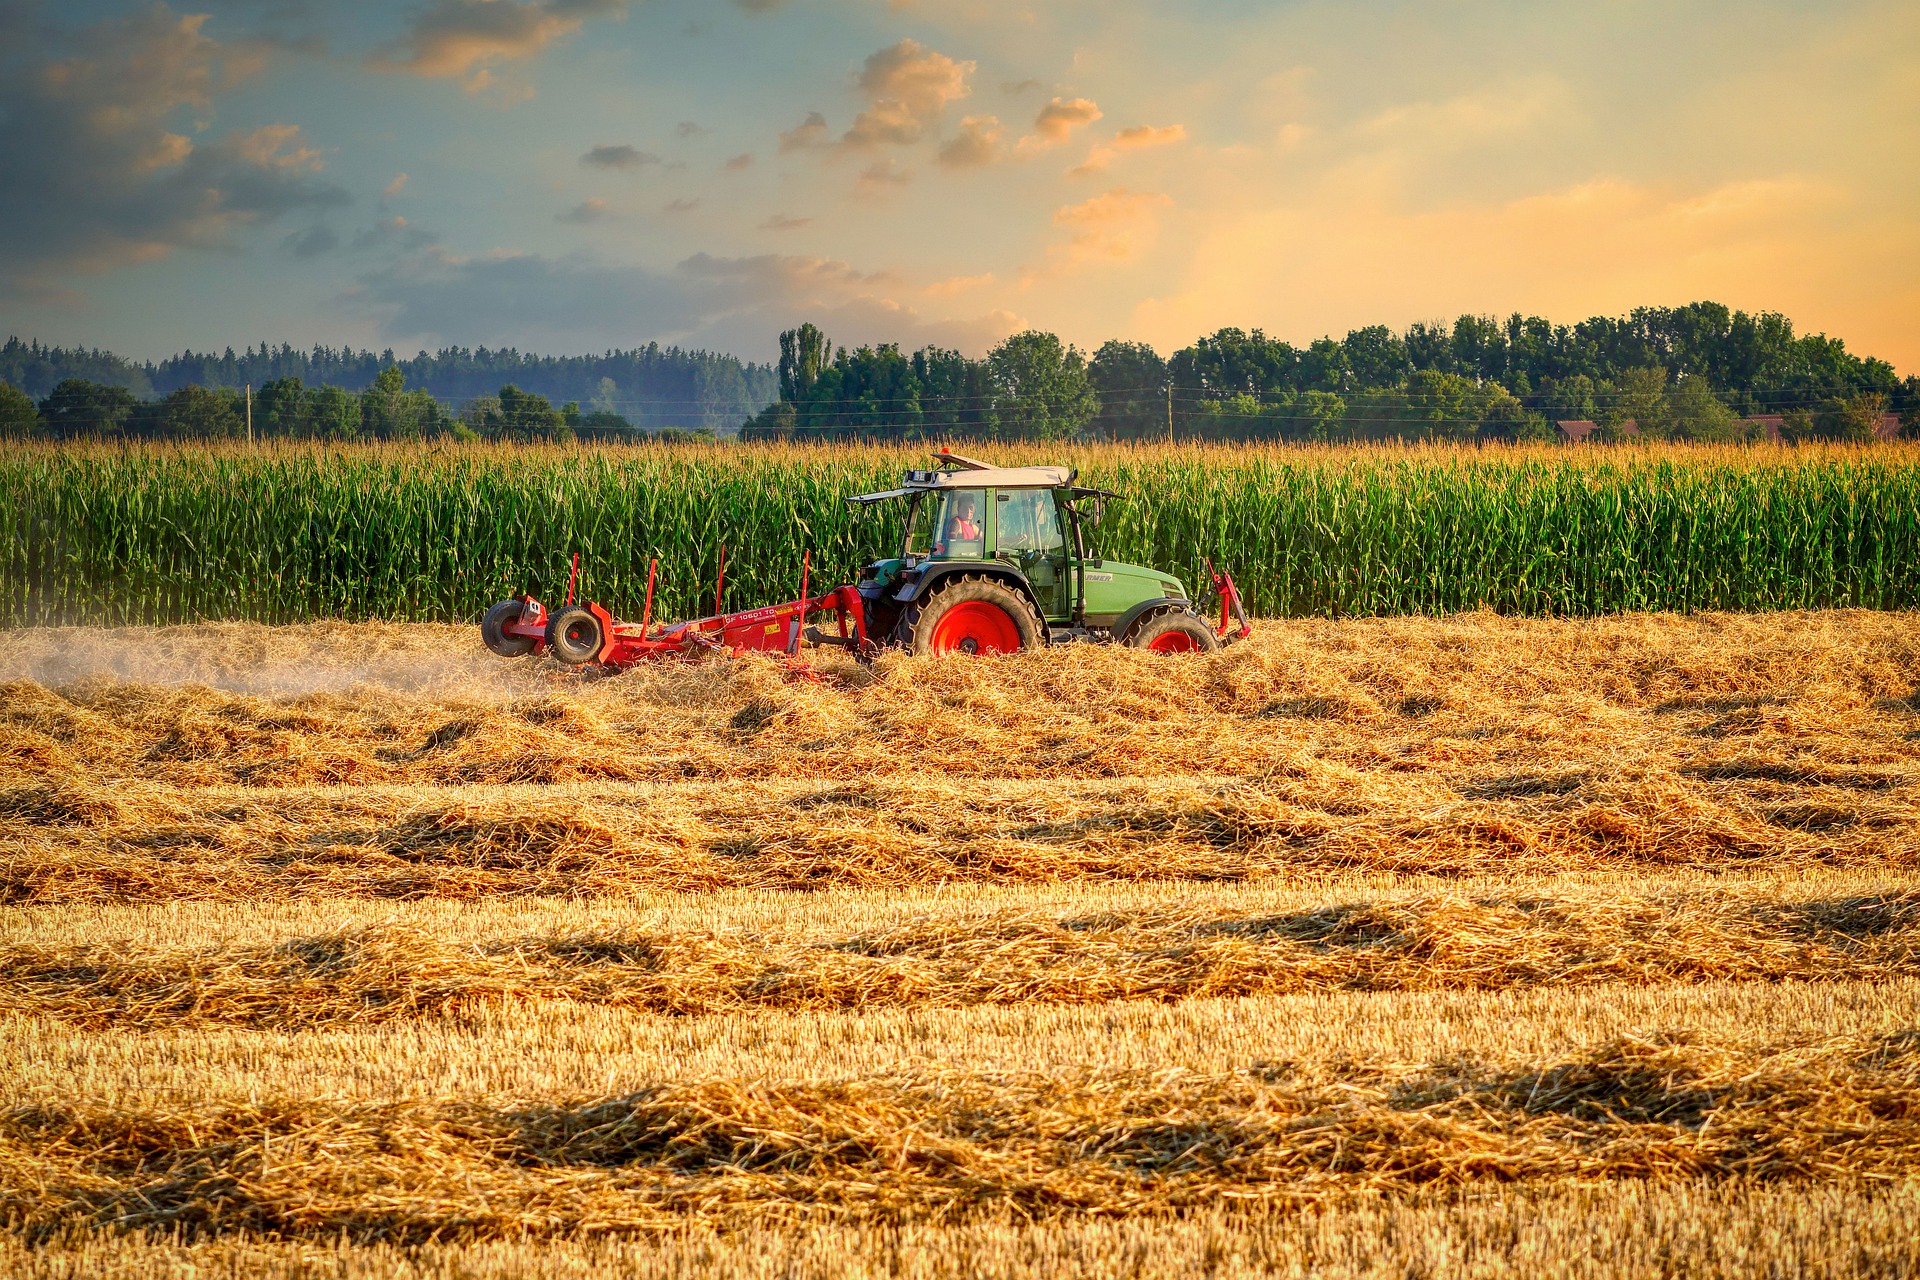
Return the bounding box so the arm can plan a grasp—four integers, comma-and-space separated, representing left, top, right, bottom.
0, 0, 1915, 371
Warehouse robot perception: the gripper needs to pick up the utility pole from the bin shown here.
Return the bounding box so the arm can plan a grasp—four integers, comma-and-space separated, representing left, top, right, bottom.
1166, 385, 1174, 444
245, 383, 253, 445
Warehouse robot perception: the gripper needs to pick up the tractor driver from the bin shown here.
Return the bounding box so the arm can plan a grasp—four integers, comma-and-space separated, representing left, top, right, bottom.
943, 494, 982, 543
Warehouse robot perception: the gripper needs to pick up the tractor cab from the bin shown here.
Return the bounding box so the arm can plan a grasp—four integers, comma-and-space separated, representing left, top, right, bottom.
846, 450, 1241, 655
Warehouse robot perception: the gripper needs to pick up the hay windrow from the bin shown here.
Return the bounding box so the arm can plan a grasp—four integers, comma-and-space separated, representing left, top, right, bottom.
4, 1034, 1918, 1242
2, 610, 1917, 901
9, 1185, 1920, 1280
6, 771, 1917, 903
3, 611, 1916, 790
6, 890, 1915, 1030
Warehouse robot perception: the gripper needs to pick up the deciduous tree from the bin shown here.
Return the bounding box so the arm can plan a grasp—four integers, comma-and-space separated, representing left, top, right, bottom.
986, 331, 1096, 441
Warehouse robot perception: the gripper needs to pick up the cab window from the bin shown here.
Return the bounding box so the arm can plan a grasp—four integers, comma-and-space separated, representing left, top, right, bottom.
995, 489, 1065, 556
924, 488, 985, 559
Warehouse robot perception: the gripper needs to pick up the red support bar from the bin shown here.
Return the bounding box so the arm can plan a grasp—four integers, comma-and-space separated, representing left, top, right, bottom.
789, 550, 811, 655
641, 557, 658, 634
714, 544, 727, 618
565, 552, 579, 607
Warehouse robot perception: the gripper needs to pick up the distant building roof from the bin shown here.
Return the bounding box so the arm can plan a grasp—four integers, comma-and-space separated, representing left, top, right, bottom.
1556, 418, 1639, 442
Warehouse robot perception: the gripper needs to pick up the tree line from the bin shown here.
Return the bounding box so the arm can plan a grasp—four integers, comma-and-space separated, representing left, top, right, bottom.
5, 302, 1914, 445
0, 368, 719, 444
0, 337, 774, 433
742, 302, 1918, 444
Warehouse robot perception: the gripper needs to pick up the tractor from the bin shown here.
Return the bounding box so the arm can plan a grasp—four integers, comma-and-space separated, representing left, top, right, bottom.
481, 450, 1249, 668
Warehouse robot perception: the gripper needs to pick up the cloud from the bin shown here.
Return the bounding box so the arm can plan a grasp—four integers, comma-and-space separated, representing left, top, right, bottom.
351, 214, 435, 251
1071, 122, 1186, 175
1117, 124, 1188, 148
760, 213, 812, 231
1355, 80, 1571, 152
923, 272, 994, 297
366, 0, 627, 93
734, 0, 787, 10
674, 121, 707, 138
937, 115, 1003, 168
356, 247, 1023, 359
857, 159, 912, 195
383, 172, 410, 198
663, 197, 700, 213
779, 112, 831, 151
581, 143, 658, 169
1028, 96, 1101, 144
1030, 187, 1170, 278
842, 39, 974, 148
281, 225, 340, 258
0, 6, 348, 297
723, 152, 755, 171
559, 197, 611, 223
780, 39, 986, 186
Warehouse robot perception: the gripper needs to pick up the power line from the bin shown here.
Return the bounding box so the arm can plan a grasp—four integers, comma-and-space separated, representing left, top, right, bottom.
11, 396, 1902, 435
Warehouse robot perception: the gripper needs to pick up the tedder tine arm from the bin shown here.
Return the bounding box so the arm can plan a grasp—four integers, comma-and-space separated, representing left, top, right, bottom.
1205, 557, 1253, 644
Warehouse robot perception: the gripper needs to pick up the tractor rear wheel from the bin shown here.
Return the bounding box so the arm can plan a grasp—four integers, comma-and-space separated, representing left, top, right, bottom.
545, 605, 606, 665
898, 576, 1043, 657
482, 600, 537, 657
1127, 610, 1220, 654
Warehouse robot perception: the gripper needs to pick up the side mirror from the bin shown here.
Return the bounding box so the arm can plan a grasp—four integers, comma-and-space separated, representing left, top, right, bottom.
1082, 498, 1105, 528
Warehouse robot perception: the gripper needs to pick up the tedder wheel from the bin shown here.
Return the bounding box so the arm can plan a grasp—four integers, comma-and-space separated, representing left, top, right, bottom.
545, 605, 606, 665
1127, 610, 1221, 654
897, 575, 1043, 657
482, 599, 537, 657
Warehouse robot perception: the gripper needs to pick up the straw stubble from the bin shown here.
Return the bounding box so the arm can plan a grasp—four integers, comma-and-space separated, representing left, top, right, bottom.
3, 608, 1919, 1274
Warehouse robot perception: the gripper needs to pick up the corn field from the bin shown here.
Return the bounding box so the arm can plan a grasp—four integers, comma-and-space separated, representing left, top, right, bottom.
3, 441, 1919, 626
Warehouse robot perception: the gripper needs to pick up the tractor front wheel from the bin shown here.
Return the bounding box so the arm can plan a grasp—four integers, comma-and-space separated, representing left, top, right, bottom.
1127, 610, 1220, 654
545, 605, 606, 665
482, 600, 537, 657
898, 576, 1043, 657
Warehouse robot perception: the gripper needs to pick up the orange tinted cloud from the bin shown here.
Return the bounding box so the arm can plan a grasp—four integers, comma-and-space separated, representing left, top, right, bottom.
1072, 122, 1186, 175
1030, 187, 1171, 279
1029, 96, 1101, 143
857, 159, 912, 195
366, 0, 626, 93
844, 39, 974, 147
938, 115, 1003, 168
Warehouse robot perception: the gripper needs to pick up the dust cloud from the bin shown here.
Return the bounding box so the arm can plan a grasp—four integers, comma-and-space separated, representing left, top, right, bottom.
0, 621, 541, 699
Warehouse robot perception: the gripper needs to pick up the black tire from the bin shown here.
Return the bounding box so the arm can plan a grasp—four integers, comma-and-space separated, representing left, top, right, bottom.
895, 574, 1044, 657
1126, 610, 1220, 654
482, 599, 537, 657
545, 605, 606, 665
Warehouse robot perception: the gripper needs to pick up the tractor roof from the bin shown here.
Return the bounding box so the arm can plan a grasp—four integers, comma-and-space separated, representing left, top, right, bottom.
845, 450, 1076, 505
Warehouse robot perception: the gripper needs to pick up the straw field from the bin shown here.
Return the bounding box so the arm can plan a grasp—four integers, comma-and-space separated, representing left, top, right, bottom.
3, 607, 1920, 1275
6, 441, 1920, 626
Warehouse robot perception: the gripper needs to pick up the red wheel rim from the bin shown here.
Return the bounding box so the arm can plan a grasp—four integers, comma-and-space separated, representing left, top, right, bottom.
563, 620, 599, 652
1147, 629, 1201, 653
929, 601, 1021, 655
